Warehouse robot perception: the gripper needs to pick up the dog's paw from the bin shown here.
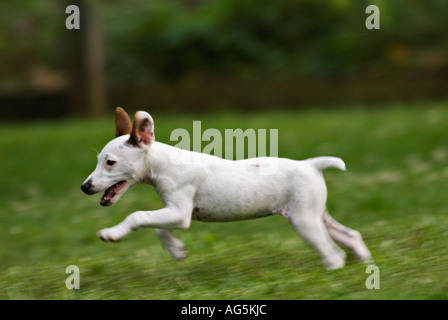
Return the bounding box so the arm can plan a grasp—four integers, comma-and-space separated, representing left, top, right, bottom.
164, 237, 188, 261
97, 227, 127, 243
323, 250, 346, 271
167, 244, 187, 261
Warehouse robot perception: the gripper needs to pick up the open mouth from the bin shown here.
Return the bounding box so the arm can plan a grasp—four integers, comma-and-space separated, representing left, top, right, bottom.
100, 181, 127, 206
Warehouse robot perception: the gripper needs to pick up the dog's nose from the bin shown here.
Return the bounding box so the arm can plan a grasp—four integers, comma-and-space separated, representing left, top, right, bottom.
81, 179, 96, 195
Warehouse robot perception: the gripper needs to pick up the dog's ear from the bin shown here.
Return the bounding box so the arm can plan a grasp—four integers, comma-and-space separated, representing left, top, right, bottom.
128, 111, 155, 148
115, 107, 132, 137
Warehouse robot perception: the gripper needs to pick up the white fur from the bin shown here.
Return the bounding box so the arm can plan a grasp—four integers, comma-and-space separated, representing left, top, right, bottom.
82, 112, 372, 270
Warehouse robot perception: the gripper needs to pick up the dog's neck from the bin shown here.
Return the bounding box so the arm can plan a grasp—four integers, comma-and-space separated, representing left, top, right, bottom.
139, 141, 183, 184
140, 140, 216, 187
136, 141, 162, 185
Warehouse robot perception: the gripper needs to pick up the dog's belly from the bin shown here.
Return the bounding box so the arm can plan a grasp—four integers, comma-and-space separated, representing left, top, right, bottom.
191, 209, 276, 222
191, 202, 277, 222
191, 160, 294, 222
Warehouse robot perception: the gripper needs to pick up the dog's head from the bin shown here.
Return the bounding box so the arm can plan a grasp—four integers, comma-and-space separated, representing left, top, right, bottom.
81, 107, 155, 206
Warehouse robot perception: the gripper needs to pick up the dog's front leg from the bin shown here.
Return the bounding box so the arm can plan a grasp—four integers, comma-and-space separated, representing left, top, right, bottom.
155, 229, 187, 261
98, 194, 194, 243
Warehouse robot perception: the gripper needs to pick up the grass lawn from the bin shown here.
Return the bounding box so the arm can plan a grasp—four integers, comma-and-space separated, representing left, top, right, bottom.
0, 101, 447, 299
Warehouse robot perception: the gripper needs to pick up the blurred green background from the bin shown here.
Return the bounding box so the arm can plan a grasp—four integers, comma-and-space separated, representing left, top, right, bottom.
0, 0, 447, 300
1, 0, 448, 119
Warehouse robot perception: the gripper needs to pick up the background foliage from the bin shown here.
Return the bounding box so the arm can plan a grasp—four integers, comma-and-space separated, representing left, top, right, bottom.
1, 0, 447, 86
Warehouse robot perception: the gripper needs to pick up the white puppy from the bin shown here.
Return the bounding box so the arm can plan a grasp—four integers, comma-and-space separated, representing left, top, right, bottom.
81, 108, 372, 270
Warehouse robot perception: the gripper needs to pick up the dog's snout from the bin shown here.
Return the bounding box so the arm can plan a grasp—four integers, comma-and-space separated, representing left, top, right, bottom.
81, 179, 96, 195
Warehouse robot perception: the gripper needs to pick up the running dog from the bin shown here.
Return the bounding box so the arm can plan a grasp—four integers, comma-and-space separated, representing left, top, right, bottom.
81, 107, 372, 269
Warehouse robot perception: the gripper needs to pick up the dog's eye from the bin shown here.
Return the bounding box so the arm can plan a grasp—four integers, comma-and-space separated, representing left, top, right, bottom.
106, 160, 116, 166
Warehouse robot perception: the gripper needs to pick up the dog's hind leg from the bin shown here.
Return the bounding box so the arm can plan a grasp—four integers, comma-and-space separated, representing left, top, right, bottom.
287, 209, 346, 270
155, 229, 187, 261
323, 210, 372, 263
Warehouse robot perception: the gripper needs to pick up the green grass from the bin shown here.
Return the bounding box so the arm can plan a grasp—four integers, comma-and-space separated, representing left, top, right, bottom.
0, 102, 447, 299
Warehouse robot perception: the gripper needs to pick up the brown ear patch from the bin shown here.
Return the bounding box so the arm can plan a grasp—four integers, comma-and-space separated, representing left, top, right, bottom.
115, 107, 132, 137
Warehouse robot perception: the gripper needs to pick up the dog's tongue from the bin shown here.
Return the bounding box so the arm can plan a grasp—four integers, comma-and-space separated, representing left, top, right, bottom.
100, 181, 125, 206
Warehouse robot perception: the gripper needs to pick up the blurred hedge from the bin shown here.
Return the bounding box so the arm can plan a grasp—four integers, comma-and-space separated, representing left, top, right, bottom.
1, 0, 448, 87
102, 0, 448, 84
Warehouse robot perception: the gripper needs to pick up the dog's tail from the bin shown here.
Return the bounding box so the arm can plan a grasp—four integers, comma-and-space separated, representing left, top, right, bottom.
305, 156, 346, 172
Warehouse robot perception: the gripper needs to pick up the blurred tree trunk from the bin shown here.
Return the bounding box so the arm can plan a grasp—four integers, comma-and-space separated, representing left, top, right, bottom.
66, 0, 107, 117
